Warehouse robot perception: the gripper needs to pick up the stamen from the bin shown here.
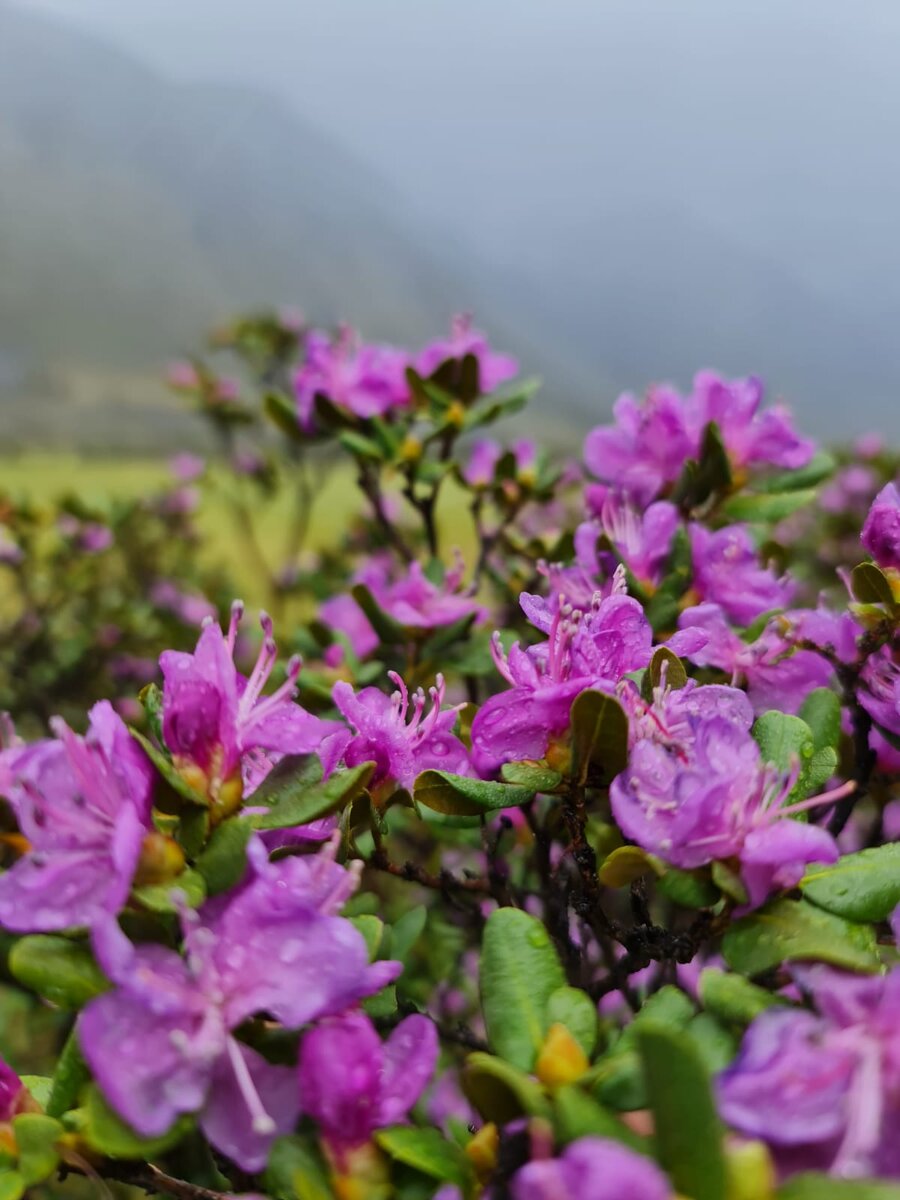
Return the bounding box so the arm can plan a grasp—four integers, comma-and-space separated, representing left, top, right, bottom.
227, 599, 245, 653
490, 632, 516, 685
226, 1037, 276, 1136
777, 779, 856, 820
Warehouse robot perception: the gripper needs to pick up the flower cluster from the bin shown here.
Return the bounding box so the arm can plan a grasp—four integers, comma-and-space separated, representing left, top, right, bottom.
2, 322, 900, 1200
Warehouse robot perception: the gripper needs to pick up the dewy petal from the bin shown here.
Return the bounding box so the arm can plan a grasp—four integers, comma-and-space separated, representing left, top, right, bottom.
78, 990, 217, 1137
200, 1039, 299, 1172
377, 1014, 439, 1126
200, 854, 401, 1029
717, 1009, 855, 1146
0, 847, 123, 933
740, 821, 839, 910
861, 481, 900, 572
298, 1011, 384, 1149
512, 1136, 670, 1200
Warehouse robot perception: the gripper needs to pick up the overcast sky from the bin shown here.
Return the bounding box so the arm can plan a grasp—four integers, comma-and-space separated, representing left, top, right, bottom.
14, 1, 900, 433
22, 1, 900, 258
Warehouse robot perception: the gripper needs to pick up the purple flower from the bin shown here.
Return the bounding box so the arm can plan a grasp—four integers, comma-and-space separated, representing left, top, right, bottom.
319, 593, 379, 665
333, 673, 469, 797
511, 1137, 670, 1200
861, 481, 900, 572
472, 578, 703, 775
169, 453, 206, 482
859, 646, 900, 741
678, 603, 835, 715
79, 840, 399, 1171
298, 1010, 438, 1166
462, 439, 503, 488
374, 559, 486, 631
0, 1056, 27, 1122
293, 326, 410, 430
0, 701, 153, 933
415, 314, 518, 394
718, 966, 900, 1179
584, 386, 695, 506
687, 371, 814, 473
611, 710, 843, 907
820, 465, 879, 514
689, 524, 794, 626
160, 604, 347, 811
0, 529, 23, 566
150, 580, 217, 626
596, 498, 679, 591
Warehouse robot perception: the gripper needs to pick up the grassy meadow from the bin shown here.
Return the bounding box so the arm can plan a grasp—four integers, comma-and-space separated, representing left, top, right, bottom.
0, 452, 478, 608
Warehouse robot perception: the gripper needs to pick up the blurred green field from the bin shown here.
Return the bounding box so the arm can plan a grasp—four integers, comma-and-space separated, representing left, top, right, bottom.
0, 453, 476, 605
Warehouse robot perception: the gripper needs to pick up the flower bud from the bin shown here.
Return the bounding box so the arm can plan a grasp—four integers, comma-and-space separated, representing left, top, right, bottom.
210, 771, 244, 823
400, 435, 423, 463
134, 832, 186, 887
465, 1122, 498, 1179
535, 1023, 589, 1088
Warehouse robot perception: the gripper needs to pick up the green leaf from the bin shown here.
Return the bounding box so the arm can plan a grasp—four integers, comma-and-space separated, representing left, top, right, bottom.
621, 985, 697, 1042
723, 489, 818, 523
753, 710, 836, 803
756, 450, 835, 493
545, 986, 598, 1056
9, 936, 108, 1009
263, 1135, 333, 1200
0, 1171, 25, 1200
698, 968, 783, 1027
176, 806, 210, 858
350, 914, 384, 961
374, 1126, 473, 1191
552, 1085, 650, 1154
82, 1083, 190, 1158
637, 1024, 728, 1200
388, 905, 427, 964
598, 845, 655, 888
264, 391, 305, 442
647, 646, 687, 692
851, 562, 897, 608
570, 690, 629, 785
194, 818, 254, 895
251, 761, 375, 831
11, 1114, 62, 1186
414, 770, 535, 816
46, 1030, 90, 1119
338, 430, 385, 461
798, 688, 842, 754
133, 868, 206, 912
723, 898, 880, 976
657, 864, 721, 909
778, 1175, 900, 1199
19, 1078, 52, 1112
130, 728, 207, 807
480, 908, 566, 1070
686, 1012, 737, 1074
249, 753, 322, 807
671, 420, 732, 511
362, 983, 397, 1019
138, 682, 164, 743
461, 1052, 552, 1123
800, 842, 900, 923
500, 762, 563, 791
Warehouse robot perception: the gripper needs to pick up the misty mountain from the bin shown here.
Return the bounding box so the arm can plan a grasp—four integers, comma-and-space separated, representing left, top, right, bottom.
1, 1, 898, 451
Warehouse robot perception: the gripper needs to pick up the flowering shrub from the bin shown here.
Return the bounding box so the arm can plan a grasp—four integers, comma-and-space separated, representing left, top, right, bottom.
2, 313, 900, 1200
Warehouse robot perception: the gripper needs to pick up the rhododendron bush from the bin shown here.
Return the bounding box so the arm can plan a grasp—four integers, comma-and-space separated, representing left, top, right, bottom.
2, 312, 900, 1200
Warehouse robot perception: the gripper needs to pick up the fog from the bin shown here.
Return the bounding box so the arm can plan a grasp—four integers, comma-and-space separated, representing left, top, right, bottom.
8, 1, 900, 439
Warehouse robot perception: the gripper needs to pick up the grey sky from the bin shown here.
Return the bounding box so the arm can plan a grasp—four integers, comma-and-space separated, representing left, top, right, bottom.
23, 1, 900, 256
13, 0, 900, 434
